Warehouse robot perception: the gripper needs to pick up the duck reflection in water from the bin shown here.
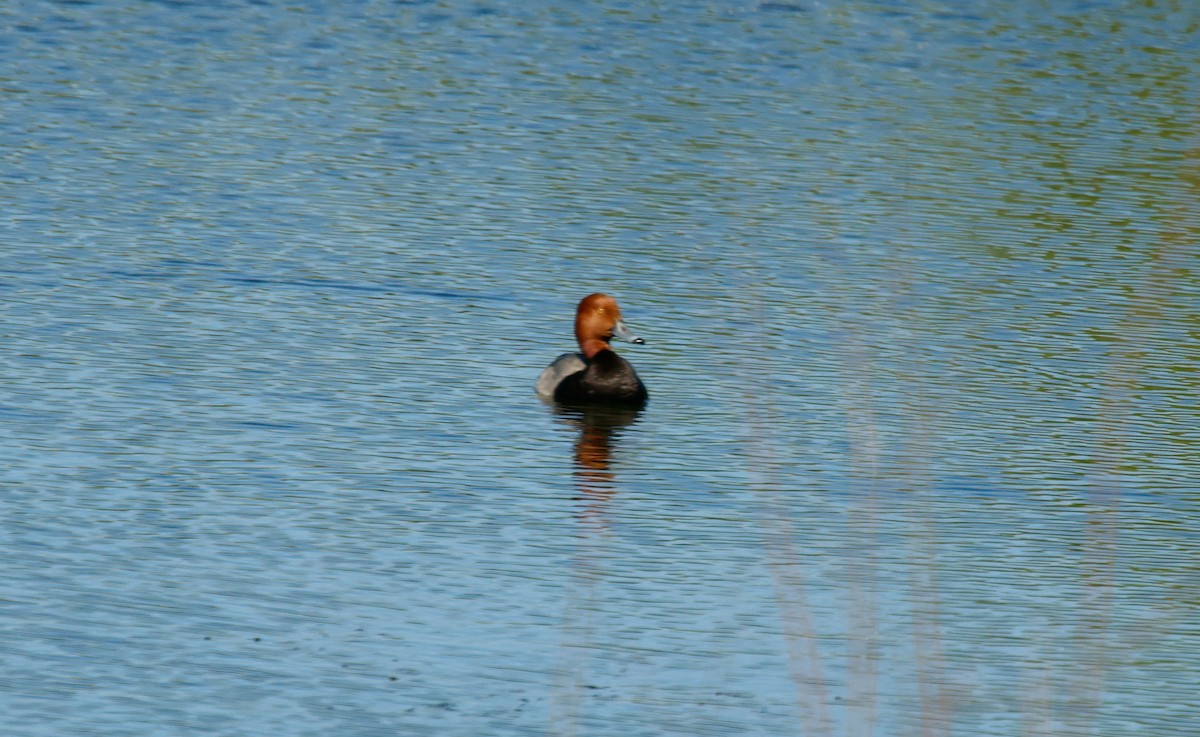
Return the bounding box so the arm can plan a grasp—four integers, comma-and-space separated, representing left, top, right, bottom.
551, 403, 644, 514
545, 402, 643, 728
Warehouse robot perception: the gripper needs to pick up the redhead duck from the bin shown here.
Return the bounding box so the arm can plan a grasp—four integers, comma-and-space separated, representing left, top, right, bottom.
536, 293, 648, 406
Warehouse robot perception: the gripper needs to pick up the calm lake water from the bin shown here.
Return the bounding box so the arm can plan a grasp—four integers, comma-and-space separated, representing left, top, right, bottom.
2, 2, 1197, 736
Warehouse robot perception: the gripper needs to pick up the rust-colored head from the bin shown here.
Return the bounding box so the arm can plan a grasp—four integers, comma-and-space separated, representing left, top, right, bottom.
574, 293, 644, 359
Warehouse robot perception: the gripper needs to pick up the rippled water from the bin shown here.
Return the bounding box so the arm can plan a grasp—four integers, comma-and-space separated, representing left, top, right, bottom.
2, 2, 1197, 736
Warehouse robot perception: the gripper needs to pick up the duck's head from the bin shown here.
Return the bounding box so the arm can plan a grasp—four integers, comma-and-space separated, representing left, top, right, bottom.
575, 293, 644, 359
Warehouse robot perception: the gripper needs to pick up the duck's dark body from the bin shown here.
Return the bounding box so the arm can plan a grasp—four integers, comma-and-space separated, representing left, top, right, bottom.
546, 349, 647, 406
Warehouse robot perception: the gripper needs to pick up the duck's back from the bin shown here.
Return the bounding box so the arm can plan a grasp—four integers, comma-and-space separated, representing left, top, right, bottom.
536, 352, 586, 399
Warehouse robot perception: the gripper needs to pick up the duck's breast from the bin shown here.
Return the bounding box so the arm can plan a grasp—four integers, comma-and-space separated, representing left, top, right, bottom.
554, 350, 647, 405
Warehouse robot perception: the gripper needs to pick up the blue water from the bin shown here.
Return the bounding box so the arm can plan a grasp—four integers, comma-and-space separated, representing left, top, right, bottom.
2, 2, 1198, 736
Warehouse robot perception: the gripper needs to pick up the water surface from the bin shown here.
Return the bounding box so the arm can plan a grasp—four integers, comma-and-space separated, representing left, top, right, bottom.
1, 2, 1198, 736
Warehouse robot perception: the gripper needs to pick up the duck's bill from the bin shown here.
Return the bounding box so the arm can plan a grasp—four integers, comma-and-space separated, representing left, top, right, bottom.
613, 319, 645, 345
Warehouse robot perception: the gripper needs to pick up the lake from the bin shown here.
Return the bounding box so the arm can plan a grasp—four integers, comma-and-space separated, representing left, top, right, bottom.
1, 1, 1197, 736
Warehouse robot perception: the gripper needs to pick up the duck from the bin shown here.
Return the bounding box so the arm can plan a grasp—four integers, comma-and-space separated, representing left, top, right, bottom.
536, 293, 648, 406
